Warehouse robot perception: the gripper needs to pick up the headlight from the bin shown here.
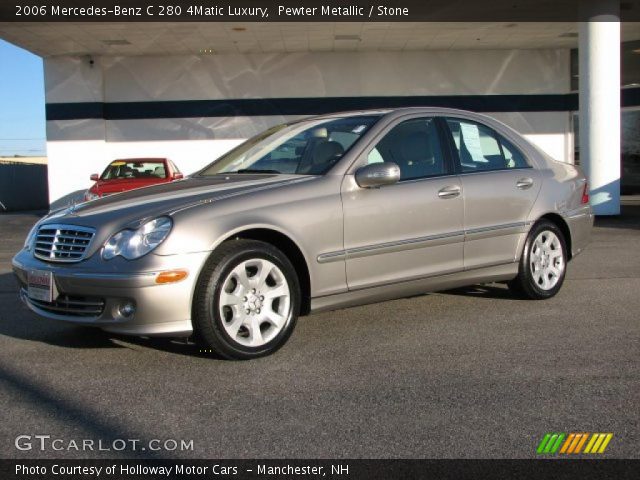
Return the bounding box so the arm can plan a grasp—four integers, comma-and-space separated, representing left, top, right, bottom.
23, 223, 39, 251
84, 191, 100, 201
102, 217, 172, 260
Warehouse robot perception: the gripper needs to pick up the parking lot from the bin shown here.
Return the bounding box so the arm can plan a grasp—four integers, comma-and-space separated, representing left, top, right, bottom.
0, 201, 638, 459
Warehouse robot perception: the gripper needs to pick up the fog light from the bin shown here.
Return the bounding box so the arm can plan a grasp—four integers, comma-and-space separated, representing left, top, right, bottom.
119, 302, 136, 318
156, 269, 188, 284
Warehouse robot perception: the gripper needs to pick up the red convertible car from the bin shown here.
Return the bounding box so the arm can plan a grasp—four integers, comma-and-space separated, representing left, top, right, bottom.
84, 158, 183, 201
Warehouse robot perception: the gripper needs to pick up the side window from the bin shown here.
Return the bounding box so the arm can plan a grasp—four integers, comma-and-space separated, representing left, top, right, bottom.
500, 137, 530, 169
366, 117, 446, 181
446, 118, 530, 172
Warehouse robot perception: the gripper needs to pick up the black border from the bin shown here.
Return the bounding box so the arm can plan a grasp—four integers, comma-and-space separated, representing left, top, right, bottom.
3, 459, 640, 480
2, 0, 639, 22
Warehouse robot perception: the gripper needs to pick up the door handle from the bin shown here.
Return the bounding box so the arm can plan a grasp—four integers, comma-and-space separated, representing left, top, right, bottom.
438, 185, 461, 199
516, 177, 534, 190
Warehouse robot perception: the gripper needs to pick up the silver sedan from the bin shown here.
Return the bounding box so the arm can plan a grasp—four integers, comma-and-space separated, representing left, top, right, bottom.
12, 108, 593, 359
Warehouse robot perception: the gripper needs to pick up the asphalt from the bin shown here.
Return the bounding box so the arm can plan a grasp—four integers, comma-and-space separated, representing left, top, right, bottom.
0, 201, 638, 459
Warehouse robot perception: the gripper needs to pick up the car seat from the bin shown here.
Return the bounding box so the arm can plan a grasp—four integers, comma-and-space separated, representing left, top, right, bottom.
305, 141, 344, 175
297, 127, 344, 174
399, 132, 440, 179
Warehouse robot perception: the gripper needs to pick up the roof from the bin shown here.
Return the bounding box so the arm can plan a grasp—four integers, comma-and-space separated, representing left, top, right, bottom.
2, 22, 640, 58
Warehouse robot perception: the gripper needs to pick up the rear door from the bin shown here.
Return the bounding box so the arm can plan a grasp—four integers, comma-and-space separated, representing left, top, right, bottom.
442, 118, 542, 269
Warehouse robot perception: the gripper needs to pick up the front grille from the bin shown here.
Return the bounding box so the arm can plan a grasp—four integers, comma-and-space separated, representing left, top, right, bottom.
25, 291, 105, 317
33, 224, 95, 263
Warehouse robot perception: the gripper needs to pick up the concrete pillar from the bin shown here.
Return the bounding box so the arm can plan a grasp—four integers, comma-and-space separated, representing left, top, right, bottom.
579, 1, 621, 215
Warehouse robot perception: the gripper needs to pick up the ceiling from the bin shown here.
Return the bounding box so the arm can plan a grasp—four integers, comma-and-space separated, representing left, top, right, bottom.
1, 22, 640, 57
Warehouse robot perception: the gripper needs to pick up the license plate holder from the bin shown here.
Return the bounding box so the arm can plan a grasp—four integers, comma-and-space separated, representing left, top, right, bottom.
27, 269, 55, 303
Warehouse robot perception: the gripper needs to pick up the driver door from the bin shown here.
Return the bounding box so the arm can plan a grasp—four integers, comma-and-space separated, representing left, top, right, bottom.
341, 116, 465, 290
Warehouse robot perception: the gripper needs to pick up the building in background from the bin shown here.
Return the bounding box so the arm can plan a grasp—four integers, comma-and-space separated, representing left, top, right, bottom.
0, 17, 637, 213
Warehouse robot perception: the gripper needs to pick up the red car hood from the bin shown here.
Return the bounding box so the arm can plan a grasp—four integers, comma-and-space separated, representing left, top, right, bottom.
91, 177, 168, 195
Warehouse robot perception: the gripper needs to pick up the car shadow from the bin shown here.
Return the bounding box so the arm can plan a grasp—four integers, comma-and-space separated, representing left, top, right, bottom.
440, 283, 519, 301
0, 271, 126, 350
0, 272, 228, 358
111, 335, 227, 360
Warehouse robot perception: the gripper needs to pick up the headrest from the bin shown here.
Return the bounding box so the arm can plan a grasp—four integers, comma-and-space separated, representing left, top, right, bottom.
310, 127, 328, 138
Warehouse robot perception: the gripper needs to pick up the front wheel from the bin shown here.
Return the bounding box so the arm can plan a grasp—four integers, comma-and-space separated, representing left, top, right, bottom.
193, 240, 300, 359
508, 220, 567, 300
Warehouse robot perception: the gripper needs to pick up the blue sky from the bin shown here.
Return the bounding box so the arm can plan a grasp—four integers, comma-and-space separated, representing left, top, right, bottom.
0, 39, 46, 156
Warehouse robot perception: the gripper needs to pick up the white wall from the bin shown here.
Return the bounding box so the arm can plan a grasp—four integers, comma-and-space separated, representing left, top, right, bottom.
45, 50, 571, 204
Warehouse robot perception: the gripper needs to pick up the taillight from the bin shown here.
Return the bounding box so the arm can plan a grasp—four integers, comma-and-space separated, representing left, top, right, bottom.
581, 182, 589, 204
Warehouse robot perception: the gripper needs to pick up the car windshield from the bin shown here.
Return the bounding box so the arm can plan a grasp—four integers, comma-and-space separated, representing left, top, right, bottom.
101, 161, 167, 180
199, 115, 381, 176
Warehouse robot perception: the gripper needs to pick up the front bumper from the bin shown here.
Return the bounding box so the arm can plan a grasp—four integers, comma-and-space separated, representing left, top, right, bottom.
12, 249, 210, 337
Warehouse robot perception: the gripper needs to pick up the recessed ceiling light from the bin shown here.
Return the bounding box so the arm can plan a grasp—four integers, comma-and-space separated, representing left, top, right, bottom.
199, 48, 216, 54
334, 35, 361, 41
101, 39, 131, 46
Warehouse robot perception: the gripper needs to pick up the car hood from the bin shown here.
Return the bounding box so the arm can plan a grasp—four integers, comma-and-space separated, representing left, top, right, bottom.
92, 177, 166, 193
46, 174, 312, 230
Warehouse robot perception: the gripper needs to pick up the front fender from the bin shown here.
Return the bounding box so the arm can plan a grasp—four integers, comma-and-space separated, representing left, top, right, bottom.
154, 176, 347, 298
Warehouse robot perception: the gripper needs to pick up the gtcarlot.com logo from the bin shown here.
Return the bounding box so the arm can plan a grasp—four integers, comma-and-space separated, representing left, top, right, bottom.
536, 433, 613, 455
15, 435, 194, 452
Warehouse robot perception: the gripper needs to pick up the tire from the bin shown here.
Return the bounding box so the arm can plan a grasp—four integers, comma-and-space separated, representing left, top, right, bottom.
508, 220, 568, 300
193, 239, 300, 360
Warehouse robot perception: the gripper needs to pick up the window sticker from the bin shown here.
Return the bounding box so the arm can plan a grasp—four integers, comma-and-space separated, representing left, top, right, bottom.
460, 123, 488, 163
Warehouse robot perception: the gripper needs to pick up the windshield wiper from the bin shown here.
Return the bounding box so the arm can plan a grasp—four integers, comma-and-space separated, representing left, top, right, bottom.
235, 169, 281, 174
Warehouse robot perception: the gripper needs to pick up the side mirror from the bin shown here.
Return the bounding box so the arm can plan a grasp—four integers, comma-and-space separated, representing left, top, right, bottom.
90, 173, 99, 181
173, 173, 184, 180
354, 162, 400, 188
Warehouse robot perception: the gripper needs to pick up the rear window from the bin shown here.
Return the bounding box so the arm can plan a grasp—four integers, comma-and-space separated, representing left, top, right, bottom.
101, 161, 167, 180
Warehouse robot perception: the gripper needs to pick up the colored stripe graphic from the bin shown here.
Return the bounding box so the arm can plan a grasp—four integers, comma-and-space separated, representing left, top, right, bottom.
537, 433, 565, 454
584, 433, 614, 454
567, 433, 583, 453
559, 434, 574, 453
574, 433, 589, 453
539, 433, 613, 454
584, 434, 599, 453
536, 434, 552, 454
598, 434, 614, 453
550, 433, 565, 453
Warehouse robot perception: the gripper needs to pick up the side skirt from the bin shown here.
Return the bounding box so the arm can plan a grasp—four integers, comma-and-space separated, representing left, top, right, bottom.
310, 262, 518, 313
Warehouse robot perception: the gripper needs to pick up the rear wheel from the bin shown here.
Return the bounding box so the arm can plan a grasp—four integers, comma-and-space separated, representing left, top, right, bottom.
508, 220, 567, 300
193, 240, 300, 359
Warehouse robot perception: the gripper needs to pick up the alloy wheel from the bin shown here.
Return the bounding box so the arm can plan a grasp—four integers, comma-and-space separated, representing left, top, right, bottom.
529, 230, 565, 291
218, 258, 291, 347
